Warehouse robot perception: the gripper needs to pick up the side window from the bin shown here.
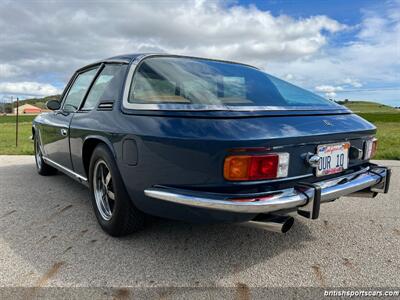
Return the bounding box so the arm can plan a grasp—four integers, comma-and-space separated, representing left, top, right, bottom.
82, 64, 122, 110
62, 68, 98, 112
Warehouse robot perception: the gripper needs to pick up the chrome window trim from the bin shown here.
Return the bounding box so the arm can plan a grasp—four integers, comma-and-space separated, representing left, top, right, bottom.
122, 54, 347, 112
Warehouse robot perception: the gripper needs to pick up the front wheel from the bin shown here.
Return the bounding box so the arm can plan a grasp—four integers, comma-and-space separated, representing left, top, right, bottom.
34, 132, 57, 175
89, 144, 145, 236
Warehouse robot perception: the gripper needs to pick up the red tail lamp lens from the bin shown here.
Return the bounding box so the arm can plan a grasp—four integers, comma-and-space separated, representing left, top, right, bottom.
224, 154, 284, 181
248, 155, 278, 180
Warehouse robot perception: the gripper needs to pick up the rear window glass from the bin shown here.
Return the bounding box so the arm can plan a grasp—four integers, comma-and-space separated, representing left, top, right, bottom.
128, 57, 340, 110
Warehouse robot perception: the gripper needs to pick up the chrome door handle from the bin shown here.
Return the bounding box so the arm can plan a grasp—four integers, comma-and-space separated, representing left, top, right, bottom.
60, 128, 68, 136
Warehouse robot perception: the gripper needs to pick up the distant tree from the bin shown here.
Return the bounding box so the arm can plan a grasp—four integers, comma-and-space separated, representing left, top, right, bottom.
4, 105, 12, 114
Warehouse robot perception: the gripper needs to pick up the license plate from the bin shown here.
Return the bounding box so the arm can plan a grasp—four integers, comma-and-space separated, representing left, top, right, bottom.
316, 142, 350, 177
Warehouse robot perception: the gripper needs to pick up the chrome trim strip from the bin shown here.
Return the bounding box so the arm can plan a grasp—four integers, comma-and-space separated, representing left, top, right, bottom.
42, 157, 88, 182
102, 59, 130, 64
122, 55, 143, 109
122, 54, 348, 112
123, 103, 344, 112
144, 166, 388, 214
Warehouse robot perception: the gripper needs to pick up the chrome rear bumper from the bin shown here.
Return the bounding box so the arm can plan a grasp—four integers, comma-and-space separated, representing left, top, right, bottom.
144, 165, 391, 219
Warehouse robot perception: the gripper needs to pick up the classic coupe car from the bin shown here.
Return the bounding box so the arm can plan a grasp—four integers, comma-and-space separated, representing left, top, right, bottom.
33, 53, 391, 236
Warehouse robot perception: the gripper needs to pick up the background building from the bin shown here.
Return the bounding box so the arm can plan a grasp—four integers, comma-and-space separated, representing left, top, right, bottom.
13, 104, 42, 115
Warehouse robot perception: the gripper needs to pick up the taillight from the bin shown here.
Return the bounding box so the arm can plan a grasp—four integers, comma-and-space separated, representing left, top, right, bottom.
364, 138, 378, 160
224, 153, 289, 181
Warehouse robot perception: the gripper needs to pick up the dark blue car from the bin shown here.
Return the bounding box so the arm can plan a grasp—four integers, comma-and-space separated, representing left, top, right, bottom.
33, 54, 391, 236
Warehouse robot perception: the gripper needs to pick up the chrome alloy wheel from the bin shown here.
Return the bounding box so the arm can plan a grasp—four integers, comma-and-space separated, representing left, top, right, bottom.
35, 137, 43, 170
93, 159, 115, 221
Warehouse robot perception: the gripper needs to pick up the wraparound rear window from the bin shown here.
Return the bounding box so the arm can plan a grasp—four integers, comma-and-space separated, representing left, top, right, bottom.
127, 56, 341, 110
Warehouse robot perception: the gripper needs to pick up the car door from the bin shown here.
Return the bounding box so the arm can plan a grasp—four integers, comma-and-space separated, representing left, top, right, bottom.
68, 63, 128, 177
40, 67, 99, 169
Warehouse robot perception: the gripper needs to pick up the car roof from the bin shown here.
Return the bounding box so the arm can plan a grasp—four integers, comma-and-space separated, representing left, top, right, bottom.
103, 53, 145, 63
89, 53, 258, 69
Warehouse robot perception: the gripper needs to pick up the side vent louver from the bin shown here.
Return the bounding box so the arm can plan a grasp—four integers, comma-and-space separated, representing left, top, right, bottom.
97, 101, 114, 111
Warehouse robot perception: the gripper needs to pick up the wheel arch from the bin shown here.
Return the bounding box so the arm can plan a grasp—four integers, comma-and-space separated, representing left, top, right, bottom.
82, 136, 116, 178
31, 125, 36, 139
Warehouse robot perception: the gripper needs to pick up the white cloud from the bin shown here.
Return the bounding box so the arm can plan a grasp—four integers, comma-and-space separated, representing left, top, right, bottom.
264, 2, 400, 104
342, 78, 363, 88
315, 85, 344, 93
325, 92, 337, 98
0, 1, 345, 83
315, 85, 344, 98
0, 64, 23, 78
284, 73, 294, 80
0, 0, 398, 105
0, 82, 60, 96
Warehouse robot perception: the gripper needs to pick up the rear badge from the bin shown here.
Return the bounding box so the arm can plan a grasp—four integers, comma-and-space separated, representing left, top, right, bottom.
323, 120, 333, 126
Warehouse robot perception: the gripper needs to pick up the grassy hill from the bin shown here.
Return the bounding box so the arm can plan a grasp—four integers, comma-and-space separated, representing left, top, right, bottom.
17, 95, 61, 109
340, 100, 399, 113
340, 101, 400, 123
338, 101, 400, 160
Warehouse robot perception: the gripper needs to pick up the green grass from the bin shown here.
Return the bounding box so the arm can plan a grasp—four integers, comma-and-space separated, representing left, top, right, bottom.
342, 102, 400, 159
0, 115, 36, 124
374, 122, 400, 160
357, 113, 400, 123
0, 122, 34, 155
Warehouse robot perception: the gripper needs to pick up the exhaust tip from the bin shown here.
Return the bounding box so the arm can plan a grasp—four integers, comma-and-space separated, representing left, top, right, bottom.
281, 216, 294, 233
246, 214, 295, 233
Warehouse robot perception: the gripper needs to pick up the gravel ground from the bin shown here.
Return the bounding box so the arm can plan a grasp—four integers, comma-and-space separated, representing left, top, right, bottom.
0, 156, 399, 298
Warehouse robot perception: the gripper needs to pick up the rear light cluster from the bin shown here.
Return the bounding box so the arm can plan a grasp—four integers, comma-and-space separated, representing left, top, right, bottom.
224, 153, 289, 181
364, 138, 378, 160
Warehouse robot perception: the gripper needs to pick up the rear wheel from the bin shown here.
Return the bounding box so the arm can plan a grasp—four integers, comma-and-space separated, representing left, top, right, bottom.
34, 132, 57, 175
89, 144, 145, 236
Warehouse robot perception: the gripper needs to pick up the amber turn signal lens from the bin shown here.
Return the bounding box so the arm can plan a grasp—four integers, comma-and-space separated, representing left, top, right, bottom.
223, 155, 252, 180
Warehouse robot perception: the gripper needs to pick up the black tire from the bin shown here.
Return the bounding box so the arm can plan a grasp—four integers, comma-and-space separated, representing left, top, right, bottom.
89, 144, 145, 236
34, 132, 57, 176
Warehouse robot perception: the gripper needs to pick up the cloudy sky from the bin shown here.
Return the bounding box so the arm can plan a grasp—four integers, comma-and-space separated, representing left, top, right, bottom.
0, 0, 399, 106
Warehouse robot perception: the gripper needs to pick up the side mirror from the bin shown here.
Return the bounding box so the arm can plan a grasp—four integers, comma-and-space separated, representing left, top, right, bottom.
46, 100, 61, 111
